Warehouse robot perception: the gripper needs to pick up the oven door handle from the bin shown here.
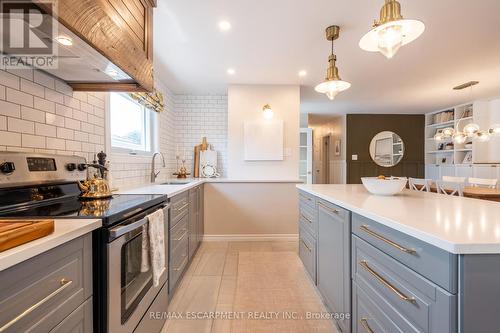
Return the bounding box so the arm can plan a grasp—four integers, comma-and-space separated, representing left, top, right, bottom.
109, 217, 148, 239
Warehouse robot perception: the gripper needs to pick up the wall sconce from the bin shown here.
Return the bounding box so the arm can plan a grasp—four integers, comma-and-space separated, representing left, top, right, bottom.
262, 104, 273, 119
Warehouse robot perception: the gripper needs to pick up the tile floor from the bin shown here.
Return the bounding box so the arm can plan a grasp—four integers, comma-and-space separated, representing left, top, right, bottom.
161, 241, 338, 333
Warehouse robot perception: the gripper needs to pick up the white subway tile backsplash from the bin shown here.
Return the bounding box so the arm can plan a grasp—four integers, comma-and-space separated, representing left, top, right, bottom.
33, 71, 55, 89
81, 122, 94, 134
6, 88, 34, 107
64, 95, 80, 109
72, 109, 87, 122
7, 117, 34, 134
45, 88, 65, 104
7, 69, 33, 81
46, 113, 65, 127
0, 72, 19, 90
0, 116, 5, 130
22, 133, 45, 148
65, 118, 81, 130
20, 79, 45, 98
21, 106, 45, 123
35, 123, 56, 137
0, 100, 21, 118
57, 127, 74, 140
1, 131, 21, 146
34, 96, 55, 113
65, 140, 82, 151
46, 137, 65, 150
55, 103, 73, 117
55, 80, 72, 96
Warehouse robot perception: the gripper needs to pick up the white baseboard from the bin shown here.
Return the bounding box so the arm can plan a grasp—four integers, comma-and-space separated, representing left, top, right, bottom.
202, 234, 299, 242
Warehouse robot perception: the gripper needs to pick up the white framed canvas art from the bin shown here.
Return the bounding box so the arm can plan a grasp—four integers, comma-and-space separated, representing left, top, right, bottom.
243, 120, 284, 161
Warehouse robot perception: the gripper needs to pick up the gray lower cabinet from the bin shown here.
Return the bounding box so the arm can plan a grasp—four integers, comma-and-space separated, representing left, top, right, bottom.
299, 227, 316, 282
188, 186, 200, 259
0, 233, 93, 333
317, 199, 351, 333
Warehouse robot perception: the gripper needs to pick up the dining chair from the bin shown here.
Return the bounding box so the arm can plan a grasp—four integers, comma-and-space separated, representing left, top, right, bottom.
408, 178, 433, 192
436, 180, 464, 196
468, 177, 498, 189
442, 176, 466, 183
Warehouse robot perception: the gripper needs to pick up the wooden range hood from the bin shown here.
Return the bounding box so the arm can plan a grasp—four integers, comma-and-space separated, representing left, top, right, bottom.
35, 0, 157, 92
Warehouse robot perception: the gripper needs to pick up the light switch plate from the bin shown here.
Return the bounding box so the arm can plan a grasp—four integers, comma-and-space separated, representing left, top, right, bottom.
352, 154, 358, 161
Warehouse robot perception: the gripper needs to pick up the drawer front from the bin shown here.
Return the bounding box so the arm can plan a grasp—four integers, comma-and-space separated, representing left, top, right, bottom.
169, 234, 189, 293
298, 190, 316, 209
317, 199, 348, 222
170, 192, 189, 226
49, 298, 92, 333
170, 213, 188, 253
299, 227, 316, 283
353, 236, 456, 333
299, 202, 316, 237
0, 234, 92, 333
352, 213, 457, 293
353, 281, 416, 333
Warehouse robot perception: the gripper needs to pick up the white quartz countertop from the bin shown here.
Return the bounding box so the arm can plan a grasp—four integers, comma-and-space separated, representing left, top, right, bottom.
297, 184, 500, 254
0, 219, 101, 271
117, 178, 301, 197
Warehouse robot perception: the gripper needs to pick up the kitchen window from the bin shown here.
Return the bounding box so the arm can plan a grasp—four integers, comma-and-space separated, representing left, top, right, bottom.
110, 92, 157, 154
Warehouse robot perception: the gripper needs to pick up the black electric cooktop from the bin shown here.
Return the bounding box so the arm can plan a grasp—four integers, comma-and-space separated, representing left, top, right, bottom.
0, 182, 166, 226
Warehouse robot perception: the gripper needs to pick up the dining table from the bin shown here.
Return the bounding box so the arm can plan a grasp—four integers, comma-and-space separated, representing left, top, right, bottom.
413, 184, 500, 202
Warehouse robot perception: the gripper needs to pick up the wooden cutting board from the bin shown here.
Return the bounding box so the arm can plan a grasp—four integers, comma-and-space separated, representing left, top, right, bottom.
0, 220, 54, 252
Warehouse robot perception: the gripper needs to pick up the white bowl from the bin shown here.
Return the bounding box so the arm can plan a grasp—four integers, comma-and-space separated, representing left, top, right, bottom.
361, 177, 408, 196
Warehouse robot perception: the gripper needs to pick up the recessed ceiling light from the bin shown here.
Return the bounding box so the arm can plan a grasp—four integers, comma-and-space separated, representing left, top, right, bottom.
219, 21, 231, 31
227, 68, 235, 75
298, 70, 307, 77
55, 36, 73, 46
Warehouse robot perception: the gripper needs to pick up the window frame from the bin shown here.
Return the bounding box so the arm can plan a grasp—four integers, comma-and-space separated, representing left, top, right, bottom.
108, 92, 158, 156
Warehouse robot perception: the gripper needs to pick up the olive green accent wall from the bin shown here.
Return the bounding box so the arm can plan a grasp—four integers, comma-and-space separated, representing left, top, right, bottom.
346, 114, 425, 184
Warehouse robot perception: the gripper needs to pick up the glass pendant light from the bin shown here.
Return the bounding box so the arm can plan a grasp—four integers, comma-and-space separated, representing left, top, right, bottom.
452, 132, 467, 144
359, 0, 425, 59
489, 124, 500, 136
315, 25, 351, 100
475, 130, 491, 142
463, 123, 480, 137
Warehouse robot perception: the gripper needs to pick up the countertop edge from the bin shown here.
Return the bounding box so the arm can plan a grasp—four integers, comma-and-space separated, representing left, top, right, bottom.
296, 184, 499, 255
0, 219, 102, 272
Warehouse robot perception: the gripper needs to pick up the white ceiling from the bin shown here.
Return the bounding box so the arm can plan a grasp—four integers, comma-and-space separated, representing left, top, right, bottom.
153, 0, 500, 115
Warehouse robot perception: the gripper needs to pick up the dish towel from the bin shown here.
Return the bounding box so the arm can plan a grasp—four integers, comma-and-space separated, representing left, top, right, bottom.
140, 224, 150, 273
147, 209, 166, 287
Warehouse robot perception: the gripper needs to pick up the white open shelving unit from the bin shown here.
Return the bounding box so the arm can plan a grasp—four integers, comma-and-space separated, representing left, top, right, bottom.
424, 100, 500, 183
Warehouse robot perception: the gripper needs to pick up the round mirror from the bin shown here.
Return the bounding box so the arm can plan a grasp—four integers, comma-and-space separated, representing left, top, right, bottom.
369, 131, 404, 167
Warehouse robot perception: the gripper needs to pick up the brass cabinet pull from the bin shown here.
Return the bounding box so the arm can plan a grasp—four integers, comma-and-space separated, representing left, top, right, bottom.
300, 239, 311, 252
300, 194, 312, 202
175, 203, 188, 211
0, 278, 73, 332
173, 255, 188, 271
359, 225, 416, 255
173, 229, 187, 241
359, 318, 375, 333
300, 213, 312, 224
318, 202, 340, 214
359, 260, 416, 304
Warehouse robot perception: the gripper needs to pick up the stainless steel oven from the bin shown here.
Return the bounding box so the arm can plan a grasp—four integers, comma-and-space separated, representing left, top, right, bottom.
107, 203, 169, 333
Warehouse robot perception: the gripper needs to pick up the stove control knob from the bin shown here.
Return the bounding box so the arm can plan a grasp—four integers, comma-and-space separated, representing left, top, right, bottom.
77, 163, 87, 171
66, 163, 77, 171
0, 162, 15, 174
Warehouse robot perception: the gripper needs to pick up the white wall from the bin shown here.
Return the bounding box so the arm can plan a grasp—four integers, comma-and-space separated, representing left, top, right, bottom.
227, 85, 300, 180
174, 94, 228, 176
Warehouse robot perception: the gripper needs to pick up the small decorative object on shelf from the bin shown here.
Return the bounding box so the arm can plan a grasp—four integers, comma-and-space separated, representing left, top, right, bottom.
462, 151, 473, 164
173, 156, 190, 179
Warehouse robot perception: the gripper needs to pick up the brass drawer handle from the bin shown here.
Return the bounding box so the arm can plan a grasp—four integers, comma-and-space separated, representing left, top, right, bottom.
173, 229, 187, 241
360, 225, 416, 255
173, 255, 188, 271
300, 194, 312, 202
360, 318, 374, 333
359, 260, 416, 304
300, 239, 311, 252
0, 278, 73, 332
175, 203, 188, 211
318, 202, 340, 214
300, 213, 312, 224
